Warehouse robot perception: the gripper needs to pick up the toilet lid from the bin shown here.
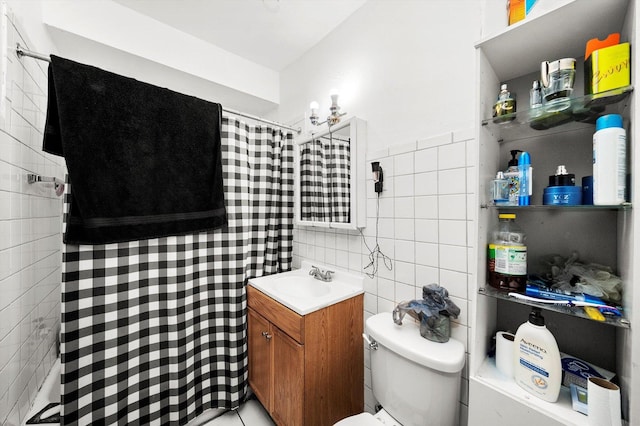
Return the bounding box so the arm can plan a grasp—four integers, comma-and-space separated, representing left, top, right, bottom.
334, 413, 381, 426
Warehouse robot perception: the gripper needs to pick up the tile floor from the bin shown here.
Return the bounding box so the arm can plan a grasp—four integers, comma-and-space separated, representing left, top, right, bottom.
195, 398, 275, 426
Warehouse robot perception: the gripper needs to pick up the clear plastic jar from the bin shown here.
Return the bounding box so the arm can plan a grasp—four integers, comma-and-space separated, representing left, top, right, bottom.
488, 213, 527, 291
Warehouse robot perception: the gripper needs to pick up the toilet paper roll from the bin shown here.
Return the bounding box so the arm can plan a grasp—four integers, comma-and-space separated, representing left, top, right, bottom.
587, 377, 622, 426
495, 331, 515, 379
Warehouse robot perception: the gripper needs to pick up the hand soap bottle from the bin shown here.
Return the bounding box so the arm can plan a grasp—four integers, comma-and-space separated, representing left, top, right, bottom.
513, 308, 561, 402
504, 150, 521, 206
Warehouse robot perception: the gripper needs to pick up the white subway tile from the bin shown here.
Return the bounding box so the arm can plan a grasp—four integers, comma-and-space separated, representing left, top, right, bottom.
453, 128, 475, 143
395, 282, 415, 304
414, 171, 438, 196
393, 152, 415, 175
439, 220, 467, 246
394, 240, 415, 263
415, 196, 438, 219
414, 147, 438, 173
438, 142, 467, 170
376, 217, 395, 239
440, 269, 469, 300
415, 242, 438, 267
440, 245, 468, 273
417, 132, 451, 150
394, 218, 414, 241
377, 298, 396, 314
415, 218, 438, 243
438, 195, 466, 220
438, 168, 466, 195
394, 174, 414, 197
377, 277, 395, 301
415, 265, 439, 287
394, 261, 415, 286
367, 148, 389, 161
378, 196, 395, 218
389, 141, 417, 156
394, 197, 414, 219
466, 166, 477, 194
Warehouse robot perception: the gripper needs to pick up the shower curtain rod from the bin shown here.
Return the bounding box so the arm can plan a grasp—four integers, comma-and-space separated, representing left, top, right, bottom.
16, 44, 302, 134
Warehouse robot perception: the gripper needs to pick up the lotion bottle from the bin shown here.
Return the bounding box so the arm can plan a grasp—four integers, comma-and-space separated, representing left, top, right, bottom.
513, 308, 561, 402
593, 114, 627, 205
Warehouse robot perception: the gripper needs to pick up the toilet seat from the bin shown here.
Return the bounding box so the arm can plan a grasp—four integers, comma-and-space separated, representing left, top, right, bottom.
334, 409, 401, 426
334, 413, 380, 426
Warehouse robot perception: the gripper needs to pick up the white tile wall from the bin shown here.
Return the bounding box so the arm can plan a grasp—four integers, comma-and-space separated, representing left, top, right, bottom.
292, 129, 476, 426
0, 6, 64, 426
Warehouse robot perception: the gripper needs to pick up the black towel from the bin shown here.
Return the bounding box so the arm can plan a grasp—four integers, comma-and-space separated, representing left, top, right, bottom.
44, 55, 227, 244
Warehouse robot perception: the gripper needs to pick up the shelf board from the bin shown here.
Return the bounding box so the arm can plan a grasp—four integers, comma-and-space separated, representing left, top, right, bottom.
481, 85, 633, 142
479, 285, 630, 329
475, 0, 630, 82
482, 203, 632, 211
472, 357, 590, 426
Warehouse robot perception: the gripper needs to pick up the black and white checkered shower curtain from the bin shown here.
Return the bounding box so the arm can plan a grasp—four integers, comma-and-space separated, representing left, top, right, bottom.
59, 117, 294, 425
300, 135, 350, 223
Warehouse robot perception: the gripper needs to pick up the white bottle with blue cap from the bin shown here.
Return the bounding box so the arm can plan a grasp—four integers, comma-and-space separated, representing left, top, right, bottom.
593, 114, 626, 205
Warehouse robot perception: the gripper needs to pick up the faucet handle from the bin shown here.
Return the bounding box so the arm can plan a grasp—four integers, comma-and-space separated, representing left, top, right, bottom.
309, 265, 320, 275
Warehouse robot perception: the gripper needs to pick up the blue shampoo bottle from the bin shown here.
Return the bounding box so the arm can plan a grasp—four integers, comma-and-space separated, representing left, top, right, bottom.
518, 151, 532, 205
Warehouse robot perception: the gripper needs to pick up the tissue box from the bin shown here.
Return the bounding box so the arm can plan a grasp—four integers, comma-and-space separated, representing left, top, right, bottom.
561, 353, 616, 389
584, 42, 631, 95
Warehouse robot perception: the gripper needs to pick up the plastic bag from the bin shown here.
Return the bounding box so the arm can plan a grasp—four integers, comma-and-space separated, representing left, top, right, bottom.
540, 252, 622, 303
392, 284, 460, 343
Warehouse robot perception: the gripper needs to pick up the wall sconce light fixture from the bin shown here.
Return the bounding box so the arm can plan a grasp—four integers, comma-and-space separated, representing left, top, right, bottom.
309, 89, 346, 127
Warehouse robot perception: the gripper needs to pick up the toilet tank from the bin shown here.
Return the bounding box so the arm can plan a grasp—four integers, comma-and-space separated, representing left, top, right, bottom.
366, 312, 465, 426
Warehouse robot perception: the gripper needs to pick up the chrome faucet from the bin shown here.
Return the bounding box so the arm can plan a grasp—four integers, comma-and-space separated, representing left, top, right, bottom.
309, 265, 334, 282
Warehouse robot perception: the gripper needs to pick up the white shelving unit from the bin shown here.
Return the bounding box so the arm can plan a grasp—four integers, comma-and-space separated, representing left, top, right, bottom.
470, 1, 638, 424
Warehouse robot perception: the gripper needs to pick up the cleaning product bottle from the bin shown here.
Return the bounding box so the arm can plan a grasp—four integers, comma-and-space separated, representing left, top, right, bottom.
513, 308, 562, 403
593, 114, 627, 205
504, 150, 521, 206
518, 151, 532, 206
487, 213, 527, 292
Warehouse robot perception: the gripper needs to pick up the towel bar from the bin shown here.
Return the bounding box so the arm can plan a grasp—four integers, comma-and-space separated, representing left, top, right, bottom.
27, 174, 65, 196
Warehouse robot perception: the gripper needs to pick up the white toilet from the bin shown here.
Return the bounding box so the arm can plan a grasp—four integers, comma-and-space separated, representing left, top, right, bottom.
335, 312, 465, 426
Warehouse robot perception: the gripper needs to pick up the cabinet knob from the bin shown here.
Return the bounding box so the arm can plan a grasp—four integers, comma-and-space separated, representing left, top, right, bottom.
262, 331, 272, 340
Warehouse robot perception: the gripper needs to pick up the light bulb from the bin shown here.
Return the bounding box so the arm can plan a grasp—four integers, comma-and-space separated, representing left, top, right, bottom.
309, 101, 319, 113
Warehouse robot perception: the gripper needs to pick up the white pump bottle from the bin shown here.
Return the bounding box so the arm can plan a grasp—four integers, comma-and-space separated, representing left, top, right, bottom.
513, 308, 562, 402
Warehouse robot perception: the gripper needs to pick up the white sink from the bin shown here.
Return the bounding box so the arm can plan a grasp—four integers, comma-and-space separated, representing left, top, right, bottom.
248, 261, 364, 315
273, 276, 332, 298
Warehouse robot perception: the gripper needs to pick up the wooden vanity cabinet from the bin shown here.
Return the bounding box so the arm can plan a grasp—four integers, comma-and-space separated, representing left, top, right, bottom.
247, 285, 364, 426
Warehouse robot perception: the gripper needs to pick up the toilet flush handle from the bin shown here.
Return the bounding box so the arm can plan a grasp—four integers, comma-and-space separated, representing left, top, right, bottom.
362, 333, 377, 350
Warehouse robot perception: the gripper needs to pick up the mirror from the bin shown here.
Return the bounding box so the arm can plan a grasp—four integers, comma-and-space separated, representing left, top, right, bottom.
294, 117, 366, 229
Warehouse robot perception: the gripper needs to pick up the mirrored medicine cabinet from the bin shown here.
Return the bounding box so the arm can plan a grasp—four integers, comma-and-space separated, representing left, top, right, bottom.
294, 116, 366, 230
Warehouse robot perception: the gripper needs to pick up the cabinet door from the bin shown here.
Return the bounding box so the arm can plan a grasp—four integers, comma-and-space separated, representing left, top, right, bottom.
248, 308, 272, 412
272, 326, 304, 426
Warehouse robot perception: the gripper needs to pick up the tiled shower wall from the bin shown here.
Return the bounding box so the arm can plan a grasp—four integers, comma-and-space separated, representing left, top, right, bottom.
0, 5, 64, 425
292, 129, 476, 425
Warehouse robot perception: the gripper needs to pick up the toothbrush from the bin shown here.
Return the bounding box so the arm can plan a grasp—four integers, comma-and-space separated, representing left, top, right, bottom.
507, 292, 622, 316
